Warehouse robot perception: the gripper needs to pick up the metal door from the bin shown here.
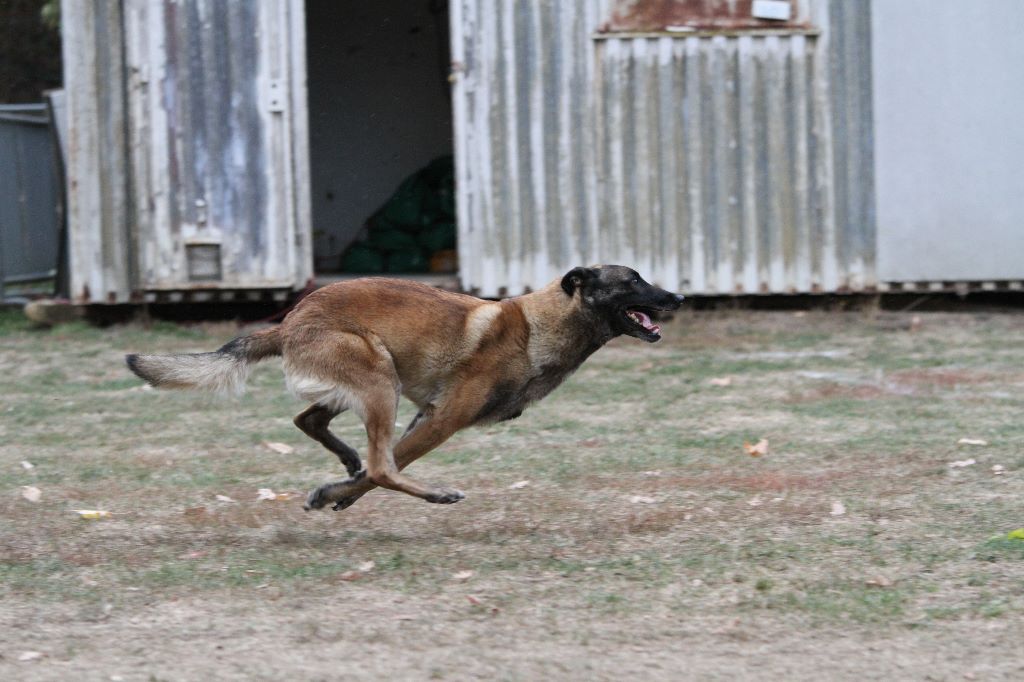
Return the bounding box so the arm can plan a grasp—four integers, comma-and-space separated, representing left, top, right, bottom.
123, 0, 311, 291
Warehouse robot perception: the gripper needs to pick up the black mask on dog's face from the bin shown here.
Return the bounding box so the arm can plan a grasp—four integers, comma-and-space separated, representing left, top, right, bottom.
560, 265, 685, 342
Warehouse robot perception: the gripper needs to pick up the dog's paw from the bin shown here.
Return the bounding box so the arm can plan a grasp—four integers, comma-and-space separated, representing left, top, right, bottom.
331, 496, 360, 511
424, 488, 465, 504
303, 484, 332, 511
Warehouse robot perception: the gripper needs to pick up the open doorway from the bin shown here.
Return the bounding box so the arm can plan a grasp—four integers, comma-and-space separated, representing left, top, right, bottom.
305, 0, 456, 279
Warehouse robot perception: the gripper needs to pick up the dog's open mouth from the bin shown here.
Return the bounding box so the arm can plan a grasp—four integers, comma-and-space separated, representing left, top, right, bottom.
625, 309, 662, 340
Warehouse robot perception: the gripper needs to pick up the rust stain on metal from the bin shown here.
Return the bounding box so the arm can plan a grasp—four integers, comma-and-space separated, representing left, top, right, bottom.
602, 0, 807, 33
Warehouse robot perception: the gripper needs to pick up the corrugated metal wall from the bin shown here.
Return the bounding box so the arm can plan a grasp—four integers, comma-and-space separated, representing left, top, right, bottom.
452, 0, 876, 296
123, 0, 311, 293
62, 0, 312, 303
0, 104, 62, 297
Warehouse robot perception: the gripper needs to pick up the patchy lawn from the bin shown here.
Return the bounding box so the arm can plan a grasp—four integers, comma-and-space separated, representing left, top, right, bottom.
1, 308, 1023, 680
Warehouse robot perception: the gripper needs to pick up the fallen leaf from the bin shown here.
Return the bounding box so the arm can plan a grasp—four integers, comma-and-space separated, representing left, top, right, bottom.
957, 438, 988, 446
18, 651, 44, 662
263, 441, 295, 455
508, 480, 530, 490
20, 460, 34, 470
708, 376, 733, 387
452, 570, 475, 581
747, 496, 763, 507
830, 501, 846, 516
71, 509, 111, 520
215, 494, 235, 503
358, 561, 376, 572
628, 495, 657, 504
21, 485, 41, 503
865, 576, 892, 588
256, 488, 295, 501
991, 465, 1006, 475
466, 595, 483, 606
641, 470, 662, 477
183, 506, 208, 522
948, 458, 976, 469
1007, 529, 1024, 541
338, 570, 362, 581
744, 439, 769, 457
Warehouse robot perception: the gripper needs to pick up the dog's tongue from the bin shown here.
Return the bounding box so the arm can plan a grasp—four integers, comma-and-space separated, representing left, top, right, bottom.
629, 310, 661, 334
631, 310, 653, 328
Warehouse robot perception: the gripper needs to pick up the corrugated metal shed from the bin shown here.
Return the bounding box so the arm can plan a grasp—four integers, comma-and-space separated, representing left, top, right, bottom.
0, 104, 62, 297
62, 0, 311, 304
452, 0, 876, 296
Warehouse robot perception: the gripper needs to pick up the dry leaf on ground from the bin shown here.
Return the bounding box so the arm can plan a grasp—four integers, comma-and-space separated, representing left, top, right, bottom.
20, 460, 34, 470
948, 458, 977, 468
830, 501, 846, 516
957, 438, 988, 446
358, 561, 376, 572
21, 485, 41, 503
508, 480, 530, 490
18, 651, 44, 662
628, 495, 657, 504
71, 509, 111, 520
215, 494, 235, 503
262, 441, 295, 455
744, 439, 769, 457
452, 570, 475, 581
255, 489, 296, 501
992, 465, 1006, 475
708, 377, 733, 387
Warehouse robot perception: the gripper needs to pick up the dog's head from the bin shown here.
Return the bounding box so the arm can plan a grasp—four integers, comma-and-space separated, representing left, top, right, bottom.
561, 265, 685, 342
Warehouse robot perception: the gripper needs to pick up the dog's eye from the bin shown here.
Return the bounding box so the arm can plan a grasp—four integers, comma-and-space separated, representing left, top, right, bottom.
631, 276, 639, 284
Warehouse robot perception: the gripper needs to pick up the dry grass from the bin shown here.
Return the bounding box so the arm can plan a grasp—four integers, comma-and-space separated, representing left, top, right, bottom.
1, 308, 1023, 680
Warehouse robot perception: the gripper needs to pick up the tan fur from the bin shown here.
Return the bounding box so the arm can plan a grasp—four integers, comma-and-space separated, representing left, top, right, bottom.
127, 269, 681, 511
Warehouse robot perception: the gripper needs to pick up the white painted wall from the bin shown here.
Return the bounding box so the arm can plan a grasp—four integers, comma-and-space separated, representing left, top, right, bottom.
306, 0, 453, 271
873, 0, 1024, 282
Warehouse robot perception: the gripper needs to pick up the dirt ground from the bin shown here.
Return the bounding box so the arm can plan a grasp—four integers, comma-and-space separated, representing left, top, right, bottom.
1, 307, 1022, 681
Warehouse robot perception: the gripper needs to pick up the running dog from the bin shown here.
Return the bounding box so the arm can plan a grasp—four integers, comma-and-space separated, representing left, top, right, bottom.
126, 265, 684, 511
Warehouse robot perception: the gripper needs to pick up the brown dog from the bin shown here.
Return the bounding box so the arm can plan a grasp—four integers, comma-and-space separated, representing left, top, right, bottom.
126, 265, 684, 511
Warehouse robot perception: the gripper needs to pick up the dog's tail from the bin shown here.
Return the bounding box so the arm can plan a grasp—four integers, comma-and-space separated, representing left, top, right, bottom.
125, 326, 283, 395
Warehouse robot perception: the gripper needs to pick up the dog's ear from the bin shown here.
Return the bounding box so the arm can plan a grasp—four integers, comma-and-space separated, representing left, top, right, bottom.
561, 267, 596, 297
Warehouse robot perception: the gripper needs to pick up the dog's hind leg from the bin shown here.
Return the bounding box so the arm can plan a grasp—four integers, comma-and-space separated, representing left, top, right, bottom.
305, 403, 474, 511
293, 404, 363, 478
300, 334, 466, 510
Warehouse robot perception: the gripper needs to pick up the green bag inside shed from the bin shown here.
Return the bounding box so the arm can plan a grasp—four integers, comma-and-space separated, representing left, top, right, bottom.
341, 156, 456, 274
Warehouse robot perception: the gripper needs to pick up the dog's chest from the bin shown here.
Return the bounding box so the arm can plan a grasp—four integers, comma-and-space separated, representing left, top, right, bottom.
473, 360, 584, 425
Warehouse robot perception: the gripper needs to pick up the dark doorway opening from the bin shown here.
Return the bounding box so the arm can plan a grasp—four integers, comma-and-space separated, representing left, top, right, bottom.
305, 0, 456, 279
